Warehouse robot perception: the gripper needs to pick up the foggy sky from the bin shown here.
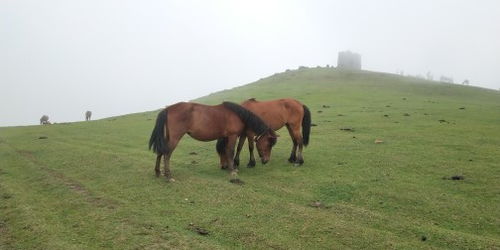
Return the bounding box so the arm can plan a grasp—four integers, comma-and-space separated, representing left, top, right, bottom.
1, 0, 499, 126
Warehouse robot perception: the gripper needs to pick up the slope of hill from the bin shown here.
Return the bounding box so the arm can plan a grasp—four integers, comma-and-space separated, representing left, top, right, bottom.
1, 68, 499, 249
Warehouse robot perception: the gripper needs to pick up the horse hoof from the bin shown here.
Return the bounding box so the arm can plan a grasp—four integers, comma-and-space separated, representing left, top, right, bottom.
155, 172, 161, 177
247, 161, 256, 168
230, 170, 238, 177
288, 158, 296, 163
234, 159, 240, 167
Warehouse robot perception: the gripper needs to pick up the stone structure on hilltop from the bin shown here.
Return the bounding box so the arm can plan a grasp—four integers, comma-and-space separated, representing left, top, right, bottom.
337, 51, 362, 70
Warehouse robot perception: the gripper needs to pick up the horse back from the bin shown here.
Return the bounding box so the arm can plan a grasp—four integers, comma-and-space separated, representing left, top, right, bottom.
166, 102, 244, 141
241, 98, 304, 130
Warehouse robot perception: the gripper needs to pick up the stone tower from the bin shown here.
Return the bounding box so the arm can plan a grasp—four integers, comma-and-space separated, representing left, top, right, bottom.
337, 51, 362, 70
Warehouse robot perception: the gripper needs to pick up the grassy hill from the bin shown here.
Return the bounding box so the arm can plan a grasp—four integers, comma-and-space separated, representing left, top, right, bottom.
1, 68, 499, 249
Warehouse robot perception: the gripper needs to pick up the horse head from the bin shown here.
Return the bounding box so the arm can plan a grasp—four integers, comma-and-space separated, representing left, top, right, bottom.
255, 129, 278, 164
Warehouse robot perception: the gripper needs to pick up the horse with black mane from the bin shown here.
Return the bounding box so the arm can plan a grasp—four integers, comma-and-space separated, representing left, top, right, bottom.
149, 101, 277, 181
232, 98, 311, 167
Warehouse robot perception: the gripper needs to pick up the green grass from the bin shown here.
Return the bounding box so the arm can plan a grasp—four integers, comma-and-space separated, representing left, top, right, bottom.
1, 68, 499, 249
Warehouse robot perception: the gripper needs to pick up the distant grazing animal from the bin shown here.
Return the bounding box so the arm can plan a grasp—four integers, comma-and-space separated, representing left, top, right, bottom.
149, 102, 277, 181
85, 111, 92, 121
231, 98, 311, 167
40, 115, 50, 125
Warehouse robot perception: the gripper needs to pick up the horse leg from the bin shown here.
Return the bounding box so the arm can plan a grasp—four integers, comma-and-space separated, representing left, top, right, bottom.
163, 152, 174, 181
234, 135, 246, 167
296, 140, 304, 165
247, 136, 256, 167
286, 124, 298, 163
216, 138, 228, 169
225, 136, 239, 178
155, 154, 162, 177
219, 152, 228, 170
293, 131, 305, 165
163, 136, 181, 182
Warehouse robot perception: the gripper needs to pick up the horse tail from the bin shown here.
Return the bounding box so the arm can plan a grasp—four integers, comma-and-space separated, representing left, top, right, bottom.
302, 105, 311, 146
149, 109, 169, 155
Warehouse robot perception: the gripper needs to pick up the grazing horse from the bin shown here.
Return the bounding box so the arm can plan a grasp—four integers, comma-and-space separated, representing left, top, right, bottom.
40, 115, 50, 125
233, 98, 311, 167
85, 111, 92, 121
149, 101, 277, 181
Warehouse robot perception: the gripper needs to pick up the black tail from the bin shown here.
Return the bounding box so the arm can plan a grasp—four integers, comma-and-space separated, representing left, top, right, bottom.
302, 105, 311, 146
149, 109, 169, 154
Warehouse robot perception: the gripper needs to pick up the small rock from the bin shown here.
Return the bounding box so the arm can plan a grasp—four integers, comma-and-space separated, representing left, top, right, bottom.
374, 139, 384, 144
442, 175, 464, 180
309, 201, 323, 208
188, 223, 209, 235
340, 127, 354, 132
450, 175, 464, 180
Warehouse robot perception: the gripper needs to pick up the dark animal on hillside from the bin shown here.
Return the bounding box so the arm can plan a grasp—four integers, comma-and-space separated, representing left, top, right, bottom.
85, 111, 92, 121
231, 98, 311, 167
149, 102, 277, 181
40, 115, 50, 125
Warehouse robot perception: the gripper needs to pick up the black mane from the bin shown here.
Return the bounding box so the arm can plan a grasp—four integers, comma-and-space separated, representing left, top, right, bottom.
222, 102, 269, 135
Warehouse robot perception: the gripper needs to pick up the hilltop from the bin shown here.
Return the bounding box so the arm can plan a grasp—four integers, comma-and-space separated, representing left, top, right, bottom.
1, 68, 499, 249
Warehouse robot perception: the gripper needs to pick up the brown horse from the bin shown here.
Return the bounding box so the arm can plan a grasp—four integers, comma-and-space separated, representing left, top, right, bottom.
149, 101, 277, 181
85, 111, 92, 121
233, 98, 311, 167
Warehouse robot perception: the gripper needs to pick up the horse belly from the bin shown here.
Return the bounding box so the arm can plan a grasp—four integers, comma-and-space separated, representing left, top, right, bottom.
187, 130, 221, 142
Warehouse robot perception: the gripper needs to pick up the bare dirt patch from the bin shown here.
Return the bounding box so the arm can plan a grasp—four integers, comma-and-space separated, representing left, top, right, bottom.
14, 148, 119, 209
229, 178, 245, 185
